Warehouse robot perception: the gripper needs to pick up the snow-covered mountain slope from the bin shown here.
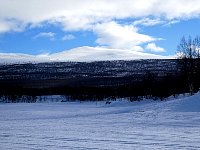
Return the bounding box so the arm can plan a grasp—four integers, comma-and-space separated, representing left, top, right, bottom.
0, 46, 173, 64
0, 93, 200, 149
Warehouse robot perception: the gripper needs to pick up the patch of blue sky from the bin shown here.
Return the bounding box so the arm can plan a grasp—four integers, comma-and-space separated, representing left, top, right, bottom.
140, 18, 200, 55
0, 24, 97, 55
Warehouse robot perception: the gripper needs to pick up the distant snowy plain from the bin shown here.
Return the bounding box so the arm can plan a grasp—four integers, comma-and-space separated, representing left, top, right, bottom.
1, 93, 200, 150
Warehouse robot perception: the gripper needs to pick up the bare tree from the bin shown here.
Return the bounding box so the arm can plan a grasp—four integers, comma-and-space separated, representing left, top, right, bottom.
193, 36, 200, 58
177, 36, 200, 94
177, 36, 200, 59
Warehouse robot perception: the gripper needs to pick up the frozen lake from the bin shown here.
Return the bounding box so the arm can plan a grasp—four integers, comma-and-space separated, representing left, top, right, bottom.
1, 93, 200, 149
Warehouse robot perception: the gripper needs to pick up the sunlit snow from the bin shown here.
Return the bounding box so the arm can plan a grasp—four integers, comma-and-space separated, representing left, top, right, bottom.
0, 93, 200, 149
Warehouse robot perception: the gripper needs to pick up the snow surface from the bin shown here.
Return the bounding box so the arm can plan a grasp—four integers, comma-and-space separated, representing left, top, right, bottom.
0, 46, 173, 64
0, 93, 200, 150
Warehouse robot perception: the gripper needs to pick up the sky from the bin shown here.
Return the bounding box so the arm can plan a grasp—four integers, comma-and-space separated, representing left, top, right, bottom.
0, 0, 200, 62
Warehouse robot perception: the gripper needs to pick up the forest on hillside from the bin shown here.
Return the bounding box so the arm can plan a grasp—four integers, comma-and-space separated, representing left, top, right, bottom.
0, 59, 199, 103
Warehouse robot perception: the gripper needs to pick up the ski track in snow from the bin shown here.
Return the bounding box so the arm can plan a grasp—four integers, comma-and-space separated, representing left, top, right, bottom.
0, 93, 200, 150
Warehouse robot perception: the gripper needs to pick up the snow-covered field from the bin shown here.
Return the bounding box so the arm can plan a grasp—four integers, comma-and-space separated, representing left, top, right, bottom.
1, 93, 200, 150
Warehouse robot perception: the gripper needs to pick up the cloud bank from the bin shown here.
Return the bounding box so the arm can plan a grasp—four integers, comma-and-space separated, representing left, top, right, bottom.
1, 0, 200, 33
94, 22, 156, 50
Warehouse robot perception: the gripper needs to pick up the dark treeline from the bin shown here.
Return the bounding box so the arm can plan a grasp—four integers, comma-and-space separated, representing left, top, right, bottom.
0, 59, 200, 103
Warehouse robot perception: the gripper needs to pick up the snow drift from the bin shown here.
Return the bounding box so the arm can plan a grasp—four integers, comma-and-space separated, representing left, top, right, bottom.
0, 92, 200, 150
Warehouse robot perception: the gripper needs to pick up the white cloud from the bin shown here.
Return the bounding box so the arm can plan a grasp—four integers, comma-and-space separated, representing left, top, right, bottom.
164, 20, 180, 27
133, 18, 164, 26
0, 19, 25, 33
94, 21, 155, 50
133, 18, 181, 27
33, 32, 56, 40
0, 46, 173, 64
0, 0, 200, 33
146, 43, 165, 52
62, 34, 75, 41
